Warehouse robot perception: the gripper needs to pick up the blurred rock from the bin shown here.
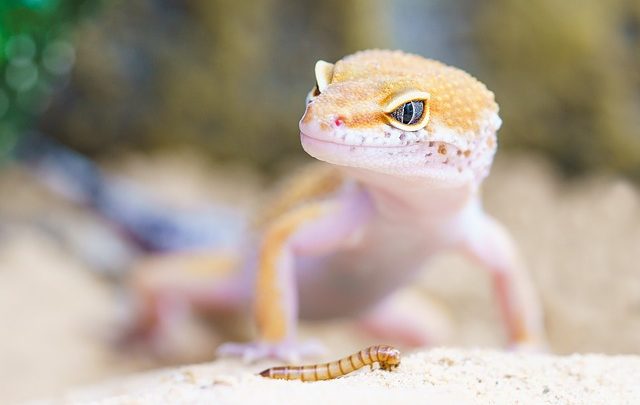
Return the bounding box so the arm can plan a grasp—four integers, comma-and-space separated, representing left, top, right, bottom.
472, 0, 640, 180
41, 0, 384, 169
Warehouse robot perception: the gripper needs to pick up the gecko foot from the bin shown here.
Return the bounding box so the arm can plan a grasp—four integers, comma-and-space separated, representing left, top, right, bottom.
509, 337, 549, 353
216, 340, 326, 363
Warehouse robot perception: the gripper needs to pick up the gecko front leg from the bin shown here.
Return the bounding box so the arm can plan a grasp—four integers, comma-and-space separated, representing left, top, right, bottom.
218, 183, 373, 362
460, 208, 546, 349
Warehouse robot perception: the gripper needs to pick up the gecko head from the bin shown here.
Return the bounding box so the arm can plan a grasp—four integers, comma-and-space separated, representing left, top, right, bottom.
299, 50, 501, 187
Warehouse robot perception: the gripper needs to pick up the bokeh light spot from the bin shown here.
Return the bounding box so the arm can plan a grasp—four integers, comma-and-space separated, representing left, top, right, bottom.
6, 60, 39, 92
21, 0, 57, 10
43, 41, 76, 75
5, 34, 37, 64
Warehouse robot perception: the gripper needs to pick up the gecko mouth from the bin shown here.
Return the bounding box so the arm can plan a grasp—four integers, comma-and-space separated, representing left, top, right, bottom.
300, 131, 466, 162
300, 132, 415, 149
300, 131, 477, 179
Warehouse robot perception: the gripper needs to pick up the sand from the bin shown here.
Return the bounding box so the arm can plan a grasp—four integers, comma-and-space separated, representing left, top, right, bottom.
1, 151, 639, 403
63, 348, 640, 404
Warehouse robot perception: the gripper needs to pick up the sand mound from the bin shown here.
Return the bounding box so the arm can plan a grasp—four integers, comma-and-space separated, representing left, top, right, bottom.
63, 348, 640, 404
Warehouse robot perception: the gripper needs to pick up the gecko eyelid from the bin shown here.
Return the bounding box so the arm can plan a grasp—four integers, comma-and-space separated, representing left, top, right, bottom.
383, 90, 431, 131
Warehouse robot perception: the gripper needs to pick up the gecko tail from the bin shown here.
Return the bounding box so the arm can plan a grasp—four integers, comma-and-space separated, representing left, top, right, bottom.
15, 131, 107, 205
15, 132, 246, 253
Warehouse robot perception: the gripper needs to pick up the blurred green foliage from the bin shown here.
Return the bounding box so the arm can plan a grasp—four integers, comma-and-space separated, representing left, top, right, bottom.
0, 0, 99, 160
473, 0, 640, 180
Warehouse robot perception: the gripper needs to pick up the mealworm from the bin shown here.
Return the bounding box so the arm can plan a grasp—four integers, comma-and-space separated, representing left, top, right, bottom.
258, 344, 401, 381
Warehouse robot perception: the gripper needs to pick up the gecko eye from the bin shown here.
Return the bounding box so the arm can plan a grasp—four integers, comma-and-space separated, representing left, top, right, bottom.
391, 100, 424, 125
383, 90, 431, 131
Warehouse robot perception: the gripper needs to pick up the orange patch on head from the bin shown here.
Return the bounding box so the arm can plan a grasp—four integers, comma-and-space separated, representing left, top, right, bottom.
347, 111, 388, 128
304, 50, 498, 134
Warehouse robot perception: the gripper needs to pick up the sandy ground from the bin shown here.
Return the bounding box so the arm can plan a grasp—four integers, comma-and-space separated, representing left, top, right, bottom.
1, 151, 639, 403
62, 348, 640, 404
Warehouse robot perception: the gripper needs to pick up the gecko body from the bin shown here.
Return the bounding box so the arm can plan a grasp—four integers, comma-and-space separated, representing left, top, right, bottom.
130, 50, 545, 361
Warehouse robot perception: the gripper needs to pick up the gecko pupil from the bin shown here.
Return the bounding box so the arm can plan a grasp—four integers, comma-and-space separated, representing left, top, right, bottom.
402, 103, 414, 123
392, 100, 424, 125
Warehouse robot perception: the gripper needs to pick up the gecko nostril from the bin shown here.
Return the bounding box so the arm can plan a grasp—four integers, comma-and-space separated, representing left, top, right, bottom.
333, 116, 345, 127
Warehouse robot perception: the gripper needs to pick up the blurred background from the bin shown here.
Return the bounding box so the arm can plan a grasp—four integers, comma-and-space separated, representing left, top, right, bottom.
1, 0, 639, 402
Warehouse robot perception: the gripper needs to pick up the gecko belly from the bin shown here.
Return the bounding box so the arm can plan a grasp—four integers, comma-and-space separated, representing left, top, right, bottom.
295, 220, 442, 320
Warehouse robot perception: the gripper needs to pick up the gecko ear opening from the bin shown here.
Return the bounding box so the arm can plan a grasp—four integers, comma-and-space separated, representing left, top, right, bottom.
314, 60, 334, 92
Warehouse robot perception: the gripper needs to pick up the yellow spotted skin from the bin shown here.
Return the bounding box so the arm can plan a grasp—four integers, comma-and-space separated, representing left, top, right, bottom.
302, 49, 498, 138
128, 51, 546, 360
259, 345, 401, 381
129, 50, 544, 360
255, 51, 499, 344
217, 50, 544, 360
